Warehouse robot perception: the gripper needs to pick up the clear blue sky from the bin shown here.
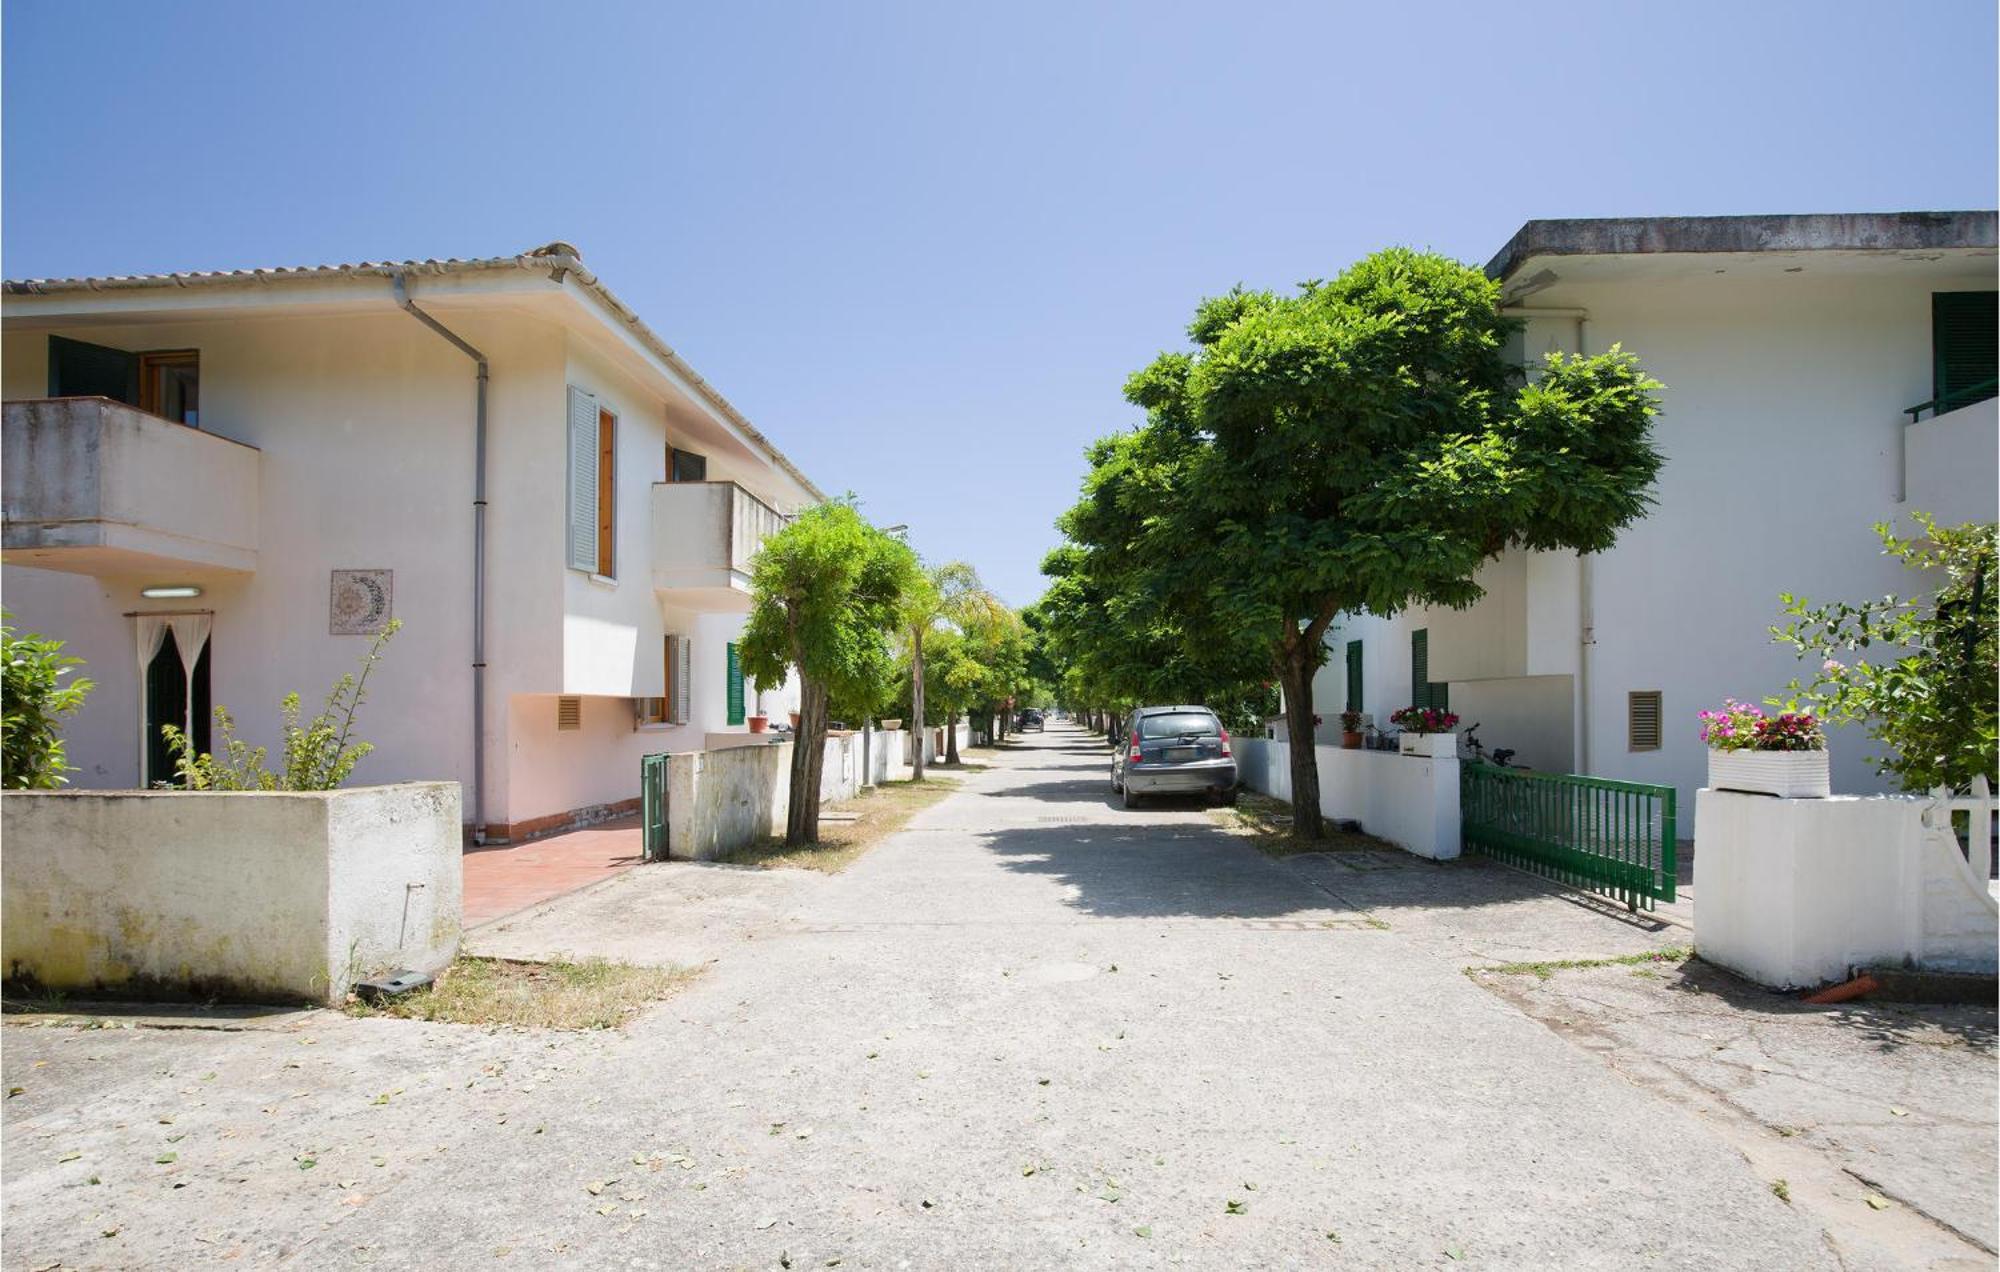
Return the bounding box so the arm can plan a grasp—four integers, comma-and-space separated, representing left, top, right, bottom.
6, 1, 1995, 604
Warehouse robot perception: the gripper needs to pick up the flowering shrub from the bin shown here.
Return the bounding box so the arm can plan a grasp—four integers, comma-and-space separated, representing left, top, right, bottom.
1389, 706, 1458, 734
1698, 698, 1826, 753
1338, 710, 1363, 732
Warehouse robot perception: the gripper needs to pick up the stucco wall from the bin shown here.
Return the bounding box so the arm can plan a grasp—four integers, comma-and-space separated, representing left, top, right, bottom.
659, 733, 872, 860
1, 782, 461, 1004
1693, 788, 1998, 989
1234, 738, 1461, 860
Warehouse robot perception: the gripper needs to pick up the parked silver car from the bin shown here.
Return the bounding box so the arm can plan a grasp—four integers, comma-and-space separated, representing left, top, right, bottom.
1110, 705, 1237, 808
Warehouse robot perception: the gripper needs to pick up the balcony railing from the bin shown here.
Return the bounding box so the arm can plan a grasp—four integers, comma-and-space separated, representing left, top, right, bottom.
2, 397, 259, 577
651, 480, 790, 607
1905, 378, 1998, 422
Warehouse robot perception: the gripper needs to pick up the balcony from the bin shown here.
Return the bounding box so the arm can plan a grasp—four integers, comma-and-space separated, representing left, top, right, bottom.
1903, 394, 1999, 526
650, 480, 789, 609
2, 398, 259, 577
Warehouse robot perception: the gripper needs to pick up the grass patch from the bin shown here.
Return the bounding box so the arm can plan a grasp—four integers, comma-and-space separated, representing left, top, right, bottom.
1210, 790, 1398, 858
1472, 946, 1694, 982
719, 776, 959, 873
346, 956, 696, 1030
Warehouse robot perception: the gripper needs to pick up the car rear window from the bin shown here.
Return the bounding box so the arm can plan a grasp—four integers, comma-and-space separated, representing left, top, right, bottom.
1139, 712, 1220, 739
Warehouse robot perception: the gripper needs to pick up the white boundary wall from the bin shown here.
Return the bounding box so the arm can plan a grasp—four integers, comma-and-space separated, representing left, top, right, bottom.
1235, 738, 1461, 860
1693, 789, 1999, 989
1, 783, 462, 1005
662, 731, 908, 861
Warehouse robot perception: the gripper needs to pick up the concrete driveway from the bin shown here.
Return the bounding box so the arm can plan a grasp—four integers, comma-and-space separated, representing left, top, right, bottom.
2, 723, 1959, 1269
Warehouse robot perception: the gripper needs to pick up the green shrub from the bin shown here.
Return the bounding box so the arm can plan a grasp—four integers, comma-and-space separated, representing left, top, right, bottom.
1, 617, 95, 789
166, 620, 400, 791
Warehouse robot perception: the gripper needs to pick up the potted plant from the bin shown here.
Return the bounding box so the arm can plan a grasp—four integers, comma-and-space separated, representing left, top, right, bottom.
1339, 711, 1364, 749
1700, 698, 1829, 797
879, 717, 903, 730
747, 688, 769, 733
789, 710, 801, 729
1390, 706, 1459, 757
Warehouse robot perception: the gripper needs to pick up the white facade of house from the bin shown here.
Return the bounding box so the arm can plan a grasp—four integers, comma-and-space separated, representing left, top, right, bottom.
1, 248, 815, 839
1311, 214, 1997, 829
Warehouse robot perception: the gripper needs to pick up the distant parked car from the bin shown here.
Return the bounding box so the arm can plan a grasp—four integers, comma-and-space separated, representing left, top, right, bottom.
1110, 705, 1237, 808
1019, 709, 1044, 732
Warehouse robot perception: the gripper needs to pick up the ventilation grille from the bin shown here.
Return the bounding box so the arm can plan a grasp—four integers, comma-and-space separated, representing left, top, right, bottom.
557, 695, 582, 732
1628, 690, 1662, 752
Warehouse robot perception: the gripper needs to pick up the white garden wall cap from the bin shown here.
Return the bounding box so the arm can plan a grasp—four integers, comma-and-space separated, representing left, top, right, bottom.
1, 244, 824, 503
1487, 210, 1998, 282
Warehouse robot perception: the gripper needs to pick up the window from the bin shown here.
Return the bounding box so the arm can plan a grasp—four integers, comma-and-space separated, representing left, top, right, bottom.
1933, 292, 1997, 412
557, 696, 582, 731
669, 447, 708, 483
49, 336, 200, 427
726, 642, 746, 727
566, 387, 617, 576
139, 351, 199, 427
1344, 640, 1363, 713
1410, 629, 1449, 712
1138, 711, 1221, 738
1628, 690, 1663, 752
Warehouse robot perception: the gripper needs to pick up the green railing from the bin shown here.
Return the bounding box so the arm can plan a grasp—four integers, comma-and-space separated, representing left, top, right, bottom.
1461, 765, 1677, 911
641, 752, 669, 861
1905, 378, 1998, 422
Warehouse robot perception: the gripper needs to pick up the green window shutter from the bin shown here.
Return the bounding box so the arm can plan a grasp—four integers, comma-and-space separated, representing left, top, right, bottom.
48, 335, 140, 404
1345, 640, 1363, 713
1410, 628, 1448, 712
1410, 630, 1429, 709
1933, 292, 1998, 408
725, 642, 745, 726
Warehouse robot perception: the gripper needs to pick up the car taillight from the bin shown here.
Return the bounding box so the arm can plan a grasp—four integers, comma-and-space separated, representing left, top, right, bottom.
1220, 728, 1232, 757
1128, 732, 1143, 762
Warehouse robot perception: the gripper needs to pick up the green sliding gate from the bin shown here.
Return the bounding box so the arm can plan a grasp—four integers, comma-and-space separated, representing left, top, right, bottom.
1461, 765, 1678, 911
641, 753, 669, 861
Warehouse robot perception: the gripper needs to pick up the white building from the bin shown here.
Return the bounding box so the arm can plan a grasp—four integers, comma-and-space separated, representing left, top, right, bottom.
1, 244, 816, 841
1314, 211, 1997, 825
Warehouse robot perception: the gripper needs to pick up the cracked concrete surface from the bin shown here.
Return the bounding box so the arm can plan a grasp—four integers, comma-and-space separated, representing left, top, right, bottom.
3, 723, 1988, 1269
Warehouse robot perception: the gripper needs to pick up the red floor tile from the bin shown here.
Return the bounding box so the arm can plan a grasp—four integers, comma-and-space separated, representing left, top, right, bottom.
461, 817, 644, 927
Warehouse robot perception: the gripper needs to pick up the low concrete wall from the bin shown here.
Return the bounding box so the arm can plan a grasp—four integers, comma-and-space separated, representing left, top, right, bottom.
662, 732, 897, 861
2, 783, 461, 1005
908, 723, 973, 766
1693, 789, 2000, 989
862, 728, 907, 786
1234, 738, 1461, 859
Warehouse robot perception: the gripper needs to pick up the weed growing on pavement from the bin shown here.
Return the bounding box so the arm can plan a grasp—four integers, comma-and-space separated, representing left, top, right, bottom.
1472, 947, 1694, 982
722, 777, 958, 872
346, 956, 696, 1030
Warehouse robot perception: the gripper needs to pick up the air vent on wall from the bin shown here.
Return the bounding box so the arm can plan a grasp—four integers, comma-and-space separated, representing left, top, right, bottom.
1628, 690, 1662, 752
557, 696, 582, 731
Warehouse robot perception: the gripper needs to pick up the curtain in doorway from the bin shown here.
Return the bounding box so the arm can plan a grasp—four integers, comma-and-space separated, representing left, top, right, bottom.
167, 615, 212, 747
135, 617, 171, 784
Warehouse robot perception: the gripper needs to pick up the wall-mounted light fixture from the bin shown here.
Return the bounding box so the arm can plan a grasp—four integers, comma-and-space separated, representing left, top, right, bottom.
140, 585, 203, 600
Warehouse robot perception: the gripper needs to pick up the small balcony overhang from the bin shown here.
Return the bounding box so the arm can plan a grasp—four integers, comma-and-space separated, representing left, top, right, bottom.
650, 480, 789, 611
2, 397, 260, 578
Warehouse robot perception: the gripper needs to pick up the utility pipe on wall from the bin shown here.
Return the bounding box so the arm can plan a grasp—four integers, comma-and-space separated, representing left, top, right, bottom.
392, 274, 491, 843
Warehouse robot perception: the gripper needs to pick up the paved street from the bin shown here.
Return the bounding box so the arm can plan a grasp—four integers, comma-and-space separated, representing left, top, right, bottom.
4, 724, 1989, 1269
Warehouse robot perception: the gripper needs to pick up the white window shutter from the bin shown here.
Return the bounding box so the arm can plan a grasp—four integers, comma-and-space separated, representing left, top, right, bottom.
566, 386, 599, 571
673, 636, 692, 725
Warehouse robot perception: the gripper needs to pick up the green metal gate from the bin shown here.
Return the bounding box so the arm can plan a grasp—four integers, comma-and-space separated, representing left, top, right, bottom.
641, 752, 669, 861
1461, 765, 1678, 911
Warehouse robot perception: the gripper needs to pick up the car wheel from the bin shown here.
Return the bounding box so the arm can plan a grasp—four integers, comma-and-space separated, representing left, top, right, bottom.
1213, 788, 1239, 807
1122, 783, 1141, 810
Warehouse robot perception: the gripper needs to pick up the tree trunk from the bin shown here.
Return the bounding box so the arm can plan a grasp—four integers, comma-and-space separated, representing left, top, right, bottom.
910, 627, 926, 782
945, 712, 960, 765
785, 677, 831, 846
1278, 650, 1325, 840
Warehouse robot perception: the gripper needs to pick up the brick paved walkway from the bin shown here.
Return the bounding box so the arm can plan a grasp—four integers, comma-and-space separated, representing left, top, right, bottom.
460, 817, 644, 927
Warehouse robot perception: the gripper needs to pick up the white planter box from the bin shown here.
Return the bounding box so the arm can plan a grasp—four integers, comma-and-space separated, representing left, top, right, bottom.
1399, 731, 1457, 758
1707, 749, 1831, 799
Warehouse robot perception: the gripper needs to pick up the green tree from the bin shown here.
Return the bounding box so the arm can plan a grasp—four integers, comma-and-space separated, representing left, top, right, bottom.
900, 561, 1001, 780
740, 502, 920, 845
1, 617, 95, 789
1772, 514, 1997, 794
1059, 249, 1663, 836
